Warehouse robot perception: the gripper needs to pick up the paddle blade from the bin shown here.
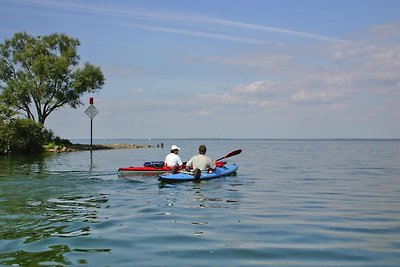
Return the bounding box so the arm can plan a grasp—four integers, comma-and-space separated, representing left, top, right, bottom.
217, 149, 242, 161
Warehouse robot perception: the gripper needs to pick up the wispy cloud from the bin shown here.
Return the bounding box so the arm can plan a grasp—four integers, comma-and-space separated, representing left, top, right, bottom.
10, 0, 347, 44
290, 90, 344, 103
126, 24, 266, 45
198, 16, 348, 43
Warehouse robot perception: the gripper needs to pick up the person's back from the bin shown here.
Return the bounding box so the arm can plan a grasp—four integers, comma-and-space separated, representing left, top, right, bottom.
186, 145, 216, 171
187, 154, 212, 171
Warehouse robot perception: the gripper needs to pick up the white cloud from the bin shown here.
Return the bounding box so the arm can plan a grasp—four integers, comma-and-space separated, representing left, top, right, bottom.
128, 88, 143, 94
290, 90, 343, 103
197, 109, 214, 116
233, 81, 278, 94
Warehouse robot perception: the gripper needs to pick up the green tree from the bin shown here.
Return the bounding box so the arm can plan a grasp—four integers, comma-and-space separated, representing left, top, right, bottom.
0, 118, 53, 155
10, 119, 52, 154
0, 101, 15, 154
0, 102, 15, 122
0, 32, 105, 124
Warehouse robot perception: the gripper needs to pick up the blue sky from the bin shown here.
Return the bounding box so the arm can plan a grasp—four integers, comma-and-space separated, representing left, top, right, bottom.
1, 0, 399, 139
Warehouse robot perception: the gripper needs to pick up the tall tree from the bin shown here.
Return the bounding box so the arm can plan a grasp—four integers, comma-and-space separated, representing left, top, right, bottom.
0, 32, 105, 124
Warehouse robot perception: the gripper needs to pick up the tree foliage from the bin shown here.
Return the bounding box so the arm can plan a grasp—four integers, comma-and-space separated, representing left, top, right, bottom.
0, 101, 15, 123
0, 118, 53, 155
0, 32, 105, 124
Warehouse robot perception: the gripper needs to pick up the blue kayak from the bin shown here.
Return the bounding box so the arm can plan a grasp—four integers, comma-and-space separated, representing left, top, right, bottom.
158, 164, 238, 182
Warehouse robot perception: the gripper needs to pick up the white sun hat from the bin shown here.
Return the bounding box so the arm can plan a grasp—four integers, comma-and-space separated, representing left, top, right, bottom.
171, 145, 180, 150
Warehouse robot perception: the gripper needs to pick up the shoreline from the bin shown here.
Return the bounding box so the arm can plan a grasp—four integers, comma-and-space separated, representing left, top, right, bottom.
44, 143, 151, 152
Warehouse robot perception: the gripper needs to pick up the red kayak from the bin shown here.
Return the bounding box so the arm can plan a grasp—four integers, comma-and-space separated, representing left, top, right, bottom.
118, 161, 226, 176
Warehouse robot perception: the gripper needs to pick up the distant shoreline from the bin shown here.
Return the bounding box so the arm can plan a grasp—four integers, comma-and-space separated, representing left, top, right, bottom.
44, 143, 151, 153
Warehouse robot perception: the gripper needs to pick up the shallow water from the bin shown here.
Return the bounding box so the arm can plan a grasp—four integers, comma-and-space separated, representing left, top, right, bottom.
1, 139, 399, 266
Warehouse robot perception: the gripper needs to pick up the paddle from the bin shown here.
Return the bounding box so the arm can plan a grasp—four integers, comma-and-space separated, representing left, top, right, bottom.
216, 149, 242, 161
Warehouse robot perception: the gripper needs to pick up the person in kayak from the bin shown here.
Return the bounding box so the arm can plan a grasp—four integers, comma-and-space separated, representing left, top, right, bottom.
186, 144, 216, 179
165, 145, 183, 173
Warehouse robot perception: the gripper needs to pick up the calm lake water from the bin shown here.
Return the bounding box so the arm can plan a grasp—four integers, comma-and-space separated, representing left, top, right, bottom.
1, 139, 399, 266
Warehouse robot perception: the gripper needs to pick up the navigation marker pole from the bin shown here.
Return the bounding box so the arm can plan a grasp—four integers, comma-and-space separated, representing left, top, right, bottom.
85, 97, 99, 151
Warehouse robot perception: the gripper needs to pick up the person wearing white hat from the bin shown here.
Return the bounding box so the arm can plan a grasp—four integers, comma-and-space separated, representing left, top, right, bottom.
164, 145, 183, 171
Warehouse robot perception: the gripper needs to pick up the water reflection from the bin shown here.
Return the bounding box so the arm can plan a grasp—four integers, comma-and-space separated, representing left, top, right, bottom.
1, 194, 107, 234
159, 180, 242, 207
0, 245, 72, 266
0, 192, 109, 265
0, 153, 52, 178
157, 179, 242, 241
0, 154, 110, 266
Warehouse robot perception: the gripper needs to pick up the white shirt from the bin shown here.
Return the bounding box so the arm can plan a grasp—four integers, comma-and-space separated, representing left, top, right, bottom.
164, 153, 183, 167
